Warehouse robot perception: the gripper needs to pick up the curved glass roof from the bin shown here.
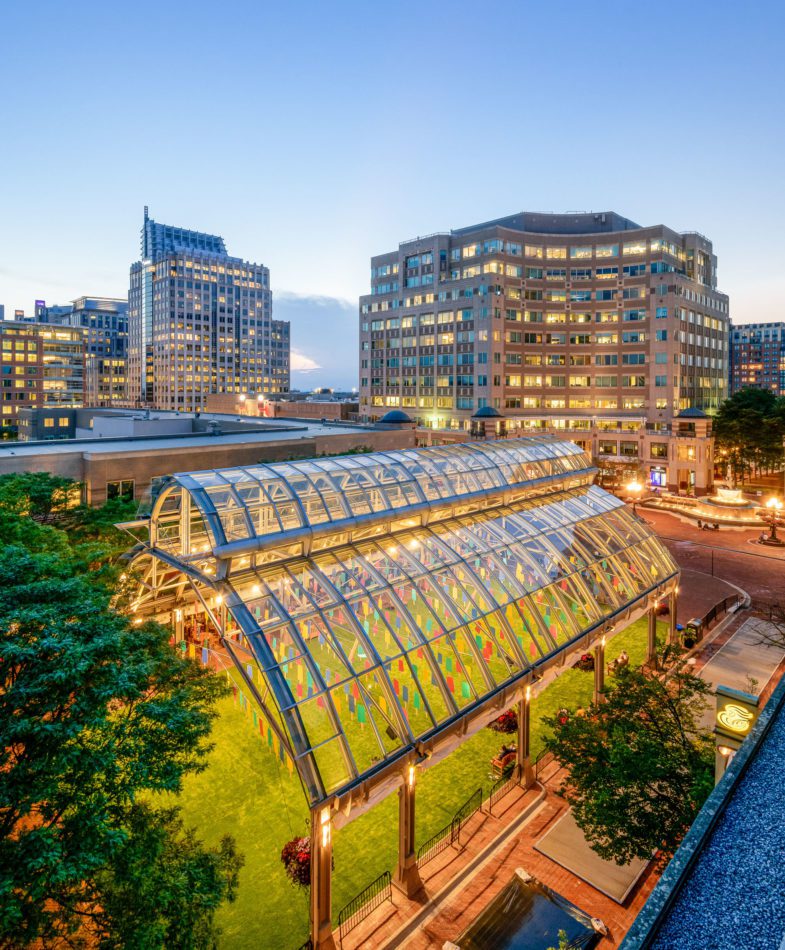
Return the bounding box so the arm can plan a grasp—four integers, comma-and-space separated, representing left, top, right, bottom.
150, 436, 592, 557
134, 438, 678, 808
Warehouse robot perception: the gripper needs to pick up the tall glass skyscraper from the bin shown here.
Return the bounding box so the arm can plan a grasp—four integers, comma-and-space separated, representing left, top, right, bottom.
128, 208, 289, 410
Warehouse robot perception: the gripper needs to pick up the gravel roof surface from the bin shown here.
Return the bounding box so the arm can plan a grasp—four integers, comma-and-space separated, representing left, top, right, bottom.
650, 699, 785, 949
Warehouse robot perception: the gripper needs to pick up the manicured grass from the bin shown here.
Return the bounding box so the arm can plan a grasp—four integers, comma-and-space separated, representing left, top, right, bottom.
172, 616, 664, 948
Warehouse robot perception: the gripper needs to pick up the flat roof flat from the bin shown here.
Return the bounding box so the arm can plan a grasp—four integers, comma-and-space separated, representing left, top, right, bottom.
0, 421, 369, 458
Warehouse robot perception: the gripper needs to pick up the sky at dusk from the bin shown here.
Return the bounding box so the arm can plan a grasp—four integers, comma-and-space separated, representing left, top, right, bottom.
1, 0, 784, 389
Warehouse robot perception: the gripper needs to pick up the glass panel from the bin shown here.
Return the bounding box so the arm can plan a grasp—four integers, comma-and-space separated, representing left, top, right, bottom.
504, 601, 547, 661
428, 632, 474, 709
383, 657, 436, 734
291, 615, 354, 687
311, 736, 353, 796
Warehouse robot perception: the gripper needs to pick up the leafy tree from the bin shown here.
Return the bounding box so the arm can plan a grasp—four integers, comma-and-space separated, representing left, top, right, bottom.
0, 471, 77, 523
0, 483, 241, 948
714, 387, 784, 483
543, 662, 714, 865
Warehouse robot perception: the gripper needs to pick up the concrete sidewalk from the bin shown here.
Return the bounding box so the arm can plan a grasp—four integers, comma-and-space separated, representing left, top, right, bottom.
697, 617, 785, 727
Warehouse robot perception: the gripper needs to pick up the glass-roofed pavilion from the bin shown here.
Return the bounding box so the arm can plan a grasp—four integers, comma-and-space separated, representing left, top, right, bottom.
125, 436, 679, 947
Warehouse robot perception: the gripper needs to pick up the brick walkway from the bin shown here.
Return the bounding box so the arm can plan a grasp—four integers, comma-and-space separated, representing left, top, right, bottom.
336, 764, 661, 949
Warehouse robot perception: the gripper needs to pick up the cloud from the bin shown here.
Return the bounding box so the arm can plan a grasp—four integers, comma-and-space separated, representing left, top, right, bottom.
290, 349, 321, 372
273, 290, 357, 390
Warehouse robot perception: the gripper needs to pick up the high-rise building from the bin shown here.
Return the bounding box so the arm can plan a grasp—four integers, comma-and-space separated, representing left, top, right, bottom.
729, 322, 785, 395
27, 297, 129, 407
127, 208, 288, 411
0, 322, 85, 434
359, 212, 729, 491
68, 297, 128, 407
360, 211, 728, 430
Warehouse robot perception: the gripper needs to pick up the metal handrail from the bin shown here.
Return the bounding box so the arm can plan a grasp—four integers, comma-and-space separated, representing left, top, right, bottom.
417, 786, 484, 866
534, 749, 554, 778
487, 773, 517, 812
336, 871, 392, 942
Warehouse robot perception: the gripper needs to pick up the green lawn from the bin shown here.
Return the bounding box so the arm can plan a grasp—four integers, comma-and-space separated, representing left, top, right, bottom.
170, 616, 664, 949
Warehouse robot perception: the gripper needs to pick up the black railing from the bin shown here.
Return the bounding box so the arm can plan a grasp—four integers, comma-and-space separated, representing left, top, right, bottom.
417, 786, 484, 867
416, 821, 455, 866
534, 749, 554, 779
702, 594, 742, 631
294, 939, 312, 950
452, 786, 483, 828
337, 870, 392, 942
487, 773, 517, 812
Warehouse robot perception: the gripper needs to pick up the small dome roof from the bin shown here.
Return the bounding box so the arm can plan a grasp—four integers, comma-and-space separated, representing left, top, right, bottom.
472, 406, 503, 419
677, 407, 708, 418
379, 409, 413, 424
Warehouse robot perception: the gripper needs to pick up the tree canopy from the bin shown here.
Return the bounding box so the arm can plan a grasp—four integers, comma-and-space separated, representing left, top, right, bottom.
543, 661, 714, 866
714, 387, 785, 483
0, 473, 242, 948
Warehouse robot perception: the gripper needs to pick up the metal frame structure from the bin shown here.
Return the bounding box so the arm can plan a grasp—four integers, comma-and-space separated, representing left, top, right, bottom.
125, 437, 679, 947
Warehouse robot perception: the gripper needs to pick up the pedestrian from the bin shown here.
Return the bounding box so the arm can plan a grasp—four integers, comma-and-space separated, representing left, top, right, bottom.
697, 519, 703, 528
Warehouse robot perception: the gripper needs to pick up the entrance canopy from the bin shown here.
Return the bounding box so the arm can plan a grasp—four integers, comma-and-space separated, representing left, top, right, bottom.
128, 438, 678, 811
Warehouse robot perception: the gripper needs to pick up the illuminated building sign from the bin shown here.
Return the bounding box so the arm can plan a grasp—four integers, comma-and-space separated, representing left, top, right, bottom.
715, 685, 759, 744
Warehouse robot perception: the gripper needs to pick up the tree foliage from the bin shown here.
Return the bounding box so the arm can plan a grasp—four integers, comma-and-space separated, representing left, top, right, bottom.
714, 387, 785, 483
0, 474, 241, 948
543, 662, 714, 865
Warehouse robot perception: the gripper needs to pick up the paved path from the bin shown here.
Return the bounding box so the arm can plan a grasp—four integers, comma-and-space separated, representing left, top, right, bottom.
696, 617, 785, 727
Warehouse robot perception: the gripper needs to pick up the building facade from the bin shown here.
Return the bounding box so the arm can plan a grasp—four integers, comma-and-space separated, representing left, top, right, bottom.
23, 297, 129, 408
127, 208, 289, 411
359, 211, 729, 493
360, 212, 729, 430
0, 322, 85, 435
729, 322, 785, 395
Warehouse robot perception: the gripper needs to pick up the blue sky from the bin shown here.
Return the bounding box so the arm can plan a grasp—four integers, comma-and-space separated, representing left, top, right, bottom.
1, 1, 783, 389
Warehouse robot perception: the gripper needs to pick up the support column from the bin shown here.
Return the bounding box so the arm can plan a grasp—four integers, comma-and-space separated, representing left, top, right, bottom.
394, 765, 422, 897
174, 607, 184, 644
516, 686, 535, 788
646, 606, 658, 669
593, 636, 606, 705
310, 807, 335, 949
667, 588, 678, 646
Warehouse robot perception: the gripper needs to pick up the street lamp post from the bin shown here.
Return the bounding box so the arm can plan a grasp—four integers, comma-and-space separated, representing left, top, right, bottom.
626, 478, 643, 516
766, 496, 783, 542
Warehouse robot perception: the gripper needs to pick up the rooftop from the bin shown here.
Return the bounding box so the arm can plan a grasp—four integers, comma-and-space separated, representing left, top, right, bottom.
141, 206, 228, 260
451, 210, 643, 237
622, 673, 785, 949
0, 418, 371, 459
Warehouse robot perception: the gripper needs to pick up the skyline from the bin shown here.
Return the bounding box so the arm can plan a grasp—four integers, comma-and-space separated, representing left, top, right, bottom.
2, 0, 784, 391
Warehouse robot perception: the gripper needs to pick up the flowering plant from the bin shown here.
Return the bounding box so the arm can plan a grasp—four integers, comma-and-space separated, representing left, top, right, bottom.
488, 708, 518, 734
281, 836, 312, 887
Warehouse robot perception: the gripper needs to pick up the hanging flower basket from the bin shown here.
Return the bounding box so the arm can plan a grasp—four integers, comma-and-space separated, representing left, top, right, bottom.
281, 836, 312, 888
488, 708, 518, 734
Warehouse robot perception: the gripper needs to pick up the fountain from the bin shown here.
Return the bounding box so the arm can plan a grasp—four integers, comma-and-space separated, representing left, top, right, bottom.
645, 484, 763, 525
708, 487, 749, 507
691, 487, 759, 521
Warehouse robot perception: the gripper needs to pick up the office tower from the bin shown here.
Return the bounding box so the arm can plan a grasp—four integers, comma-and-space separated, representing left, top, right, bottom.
729, 322, 785, 395
359, 211, 729, 493
30, 297, 129, 407
0, 322, 84, 434
127, 208, 288, 411
360, 211, 729, 433
34, 300, 73, 323
68, 297, 128, 407
270, 319, 291, 393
